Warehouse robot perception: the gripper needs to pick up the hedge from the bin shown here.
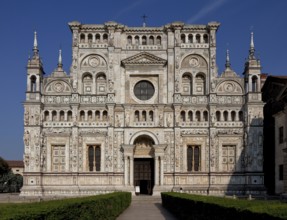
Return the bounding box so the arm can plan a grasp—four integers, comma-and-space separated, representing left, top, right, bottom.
0, 192, 131, 220
161, 192, 287, 220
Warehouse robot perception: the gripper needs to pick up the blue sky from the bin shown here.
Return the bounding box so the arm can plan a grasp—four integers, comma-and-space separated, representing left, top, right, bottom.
0, 0, 286, 160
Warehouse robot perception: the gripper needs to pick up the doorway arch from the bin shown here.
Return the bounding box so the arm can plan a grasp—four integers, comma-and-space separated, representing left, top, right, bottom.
133, 135, 155, 195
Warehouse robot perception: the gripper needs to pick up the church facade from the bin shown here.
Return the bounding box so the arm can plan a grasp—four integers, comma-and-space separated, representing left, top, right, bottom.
21, 21, 265, 196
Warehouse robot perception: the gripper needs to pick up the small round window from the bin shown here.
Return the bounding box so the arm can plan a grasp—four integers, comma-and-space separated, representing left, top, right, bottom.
134, 80, 155, 101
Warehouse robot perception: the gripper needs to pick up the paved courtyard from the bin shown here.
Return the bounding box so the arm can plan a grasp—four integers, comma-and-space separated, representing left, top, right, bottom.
117, 195, 177, 220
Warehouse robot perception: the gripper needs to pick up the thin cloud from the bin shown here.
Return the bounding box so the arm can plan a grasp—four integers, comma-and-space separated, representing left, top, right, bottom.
113, 0, 143, 20
186, 0, 228, 23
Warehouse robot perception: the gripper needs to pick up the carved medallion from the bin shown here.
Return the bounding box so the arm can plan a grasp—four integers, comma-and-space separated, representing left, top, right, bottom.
88, 56, 100, 67
189, 57, 199, 67
53, 82, 64, 92
224, 83, 234, 92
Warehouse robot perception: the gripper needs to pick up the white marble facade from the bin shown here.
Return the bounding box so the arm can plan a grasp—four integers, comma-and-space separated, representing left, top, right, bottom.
21, 21, 265, 196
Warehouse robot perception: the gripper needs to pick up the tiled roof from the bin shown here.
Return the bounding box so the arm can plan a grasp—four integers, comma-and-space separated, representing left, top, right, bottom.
6, 160, 24, 168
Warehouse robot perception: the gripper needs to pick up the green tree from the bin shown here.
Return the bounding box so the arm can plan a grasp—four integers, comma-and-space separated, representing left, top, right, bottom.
0, 157, 23, 193
0, 157, 10, 175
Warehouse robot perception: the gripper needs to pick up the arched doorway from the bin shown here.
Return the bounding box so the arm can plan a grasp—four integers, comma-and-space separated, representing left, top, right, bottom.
133, 135, 155, 195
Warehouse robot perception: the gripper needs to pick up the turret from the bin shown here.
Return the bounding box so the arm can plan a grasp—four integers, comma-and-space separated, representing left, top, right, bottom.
243, 32, 262, 93
26, 31, 44, 100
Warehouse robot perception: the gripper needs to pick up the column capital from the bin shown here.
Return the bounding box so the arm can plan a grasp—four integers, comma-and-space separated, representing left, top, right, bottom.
121, 144, 134, 155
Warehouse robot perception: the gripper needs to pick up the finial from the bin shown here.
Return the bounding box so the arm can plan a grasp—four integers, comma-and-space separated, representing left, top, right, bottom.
249, 32, 255, 59
32, 31, 39, 57
225, 49, 231, 68
58, 48, 63, 68
250, 32, 254, 49
142, 14, 148, 27
33, 31, 38, 49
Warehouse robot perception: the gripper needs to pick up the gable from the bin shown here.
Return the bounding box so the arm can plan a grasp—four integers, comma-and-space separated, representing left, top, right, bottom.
216, 80, 243, 94
121, 52, 166, 67
45, 80, 72, 94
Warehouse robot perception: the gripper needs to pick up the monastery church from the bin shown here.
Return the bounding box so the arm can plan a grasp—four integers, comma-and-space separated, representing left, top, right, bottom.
22, 21, 264, 196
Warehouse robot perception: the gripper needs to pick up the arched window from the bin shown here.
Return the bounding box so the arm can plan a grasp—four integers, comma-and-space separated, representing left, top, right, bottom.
188, 34, 193, 43
95, 146, 101, 171
102, 110, 108, 121
59, 111, 65, 121
156, 36, 161, 45
252, 75, 258, 92
223, 111, 228, 121
135, 36, 139, 45
187, 145, 201, 172
96, 72, 106, 94
95, 34, 100, 43
44, 111, 49, 121
88, 34, 93, 43
196, 34, 201, 43
149, 111, 153, 121
180, 111, 186, 122
127, 35, 132, 44
135, 111, 139, 122
149, 36, 154, 45
239, 111, 244, 121
203, 111, 208, 121
88, 145, 101, 172
82, 73, 93, 94
181, 34, 186, 43
52, 111, 57, 121
196, 111, 200, 122
142, 110, 147, 121
80, 111, 85, 121
67, 111, 72, 122
103, 34, 108, 43
216, 111, 221, 121
182, 73, 192, 95
30, 75, 37, 92
88, 110, 93, 121
195, 73, 205, 95
142, 36, 147, 45
231, 111, 236, 121
95, 110, 100, 121
188, 111, 193, 121
80, 34, 85, 43
203, 34, 208, 43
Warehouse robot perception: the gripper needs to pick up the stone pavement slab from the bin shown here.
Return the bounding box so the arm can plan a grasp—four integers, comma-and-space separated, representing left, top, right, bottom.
117, 195, 177, 220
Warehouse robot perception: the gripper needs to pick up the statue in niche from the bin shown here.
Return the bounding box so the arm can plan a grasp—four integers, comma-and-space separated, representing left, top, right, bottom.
24, 155, 29, 167
108, 33, 114, 46
108, 79, 114, 92
24, 130, 30, 146
175, 77, 179, 92
116, 114, 121, 127
167, 114, 172, 127
125, 112, 130, 126
24, 110, 29, 125
158, 113, 163, 127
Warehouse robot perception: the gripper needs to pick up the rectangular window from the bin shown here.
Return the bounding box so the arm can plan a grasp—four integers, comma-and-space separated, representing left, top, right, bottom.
87, 145, 101, 171
279, 164, 284, 181
279, 126, 284, 144
187, 145, 201, 172
222, 145, 236, 172
52, 145, 65, 172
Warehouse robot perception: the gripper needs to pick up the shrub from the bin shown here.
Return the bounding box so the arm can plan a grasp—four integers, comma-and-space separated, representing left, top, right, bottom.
0, 192, 131, 220
161, 192, 287, 220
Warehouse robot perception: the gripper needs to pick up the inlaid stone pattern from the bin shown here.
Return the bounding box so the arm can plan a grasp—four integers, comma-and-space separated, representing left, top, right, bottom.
22, 21, 265, 196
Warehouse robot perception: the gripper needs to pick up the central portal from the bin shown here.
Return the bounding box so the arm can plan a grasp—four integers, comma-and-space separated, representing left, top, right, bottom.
134, 158, 154, 195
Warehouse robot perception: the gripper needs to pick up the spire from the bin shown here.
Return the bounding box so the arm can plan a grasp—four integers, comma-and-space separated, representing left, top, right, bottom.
32, 31, 39, 57
225, 49, 231, 69
58, 49, 63, 68
249, 32, 255, 59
